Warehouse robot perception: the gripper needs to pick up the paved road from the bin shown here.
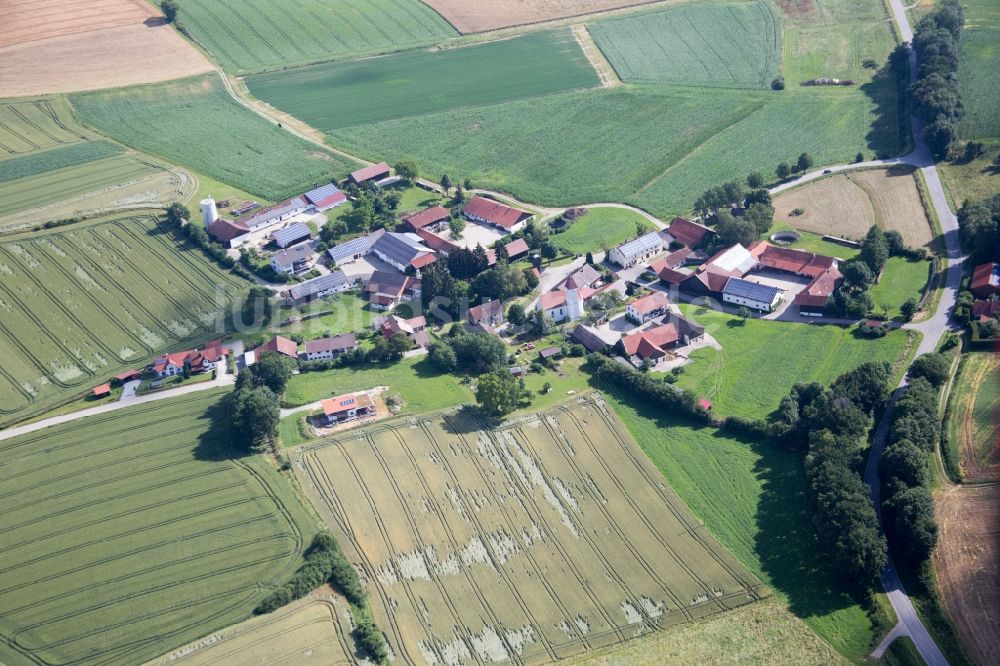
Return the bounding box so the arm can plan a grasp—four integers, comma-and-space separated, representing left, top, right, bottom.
0, 364, 236, 443
860, 1, 962, 664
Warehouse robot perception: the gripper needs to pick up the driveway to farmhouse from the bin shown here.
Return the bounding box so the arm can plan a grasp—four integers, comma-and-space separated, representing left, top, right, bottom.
0, 360, 236, 443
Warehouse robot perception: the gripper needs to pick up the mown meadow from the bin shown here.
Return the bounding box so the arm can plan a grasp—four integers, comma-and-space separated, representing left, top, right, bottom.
70, 74, 361, 201
246, 29, 600, 130
0, 392, 315, 666
173, 0, 457, 73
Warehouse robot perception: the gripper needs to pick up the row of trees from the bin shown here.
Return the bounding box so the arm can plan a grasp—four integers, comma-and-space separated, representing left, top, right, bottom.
957, 193, 1000, 262
879, 353, 950, 568
909, 0, 965, 159
254, 532, 388, 662
773, 362, 893, 589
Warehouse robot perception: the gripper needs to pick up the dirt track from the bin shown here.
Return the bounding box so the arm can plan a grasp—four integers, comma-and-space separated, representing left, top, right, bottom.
422, 0, 669, 33
933, 484, 1000, 666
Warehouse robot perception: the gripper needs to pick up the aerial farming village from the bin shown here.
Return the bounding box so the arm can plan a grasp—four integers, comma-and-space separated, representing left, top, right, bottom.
1, 0, 997, 665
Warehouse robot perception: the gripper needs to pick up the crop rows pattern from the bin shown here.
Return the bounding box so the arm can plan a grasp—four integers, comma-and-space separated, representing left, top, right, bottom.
0, 392, 313, 666
0, 215, 247, 427
175, 0, 457, 73
298, 395, 766, 666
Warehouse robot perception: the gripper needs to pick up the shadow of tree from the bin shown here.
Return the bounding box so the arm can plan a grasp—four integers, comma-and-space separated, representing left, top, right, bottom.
193, 394, 251, 461
860, 60, 911, 158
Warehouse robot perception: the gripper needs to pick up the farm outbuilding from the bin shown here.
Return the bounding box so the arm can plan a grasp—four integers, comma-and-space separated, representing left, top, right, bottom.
608, 231, 668, 267
722, 277, 782, 312
303, 183, 347, 211
272, 223, 312, 249
349, 162, 391, 186
462, 196, 532, 233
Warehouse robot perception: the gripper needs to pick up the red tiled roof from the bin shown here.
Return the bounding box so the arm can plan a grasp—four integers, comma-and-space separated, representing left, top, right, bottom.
504, 238, 530, 259
463, 196, 532, 230
93, 383, 112, 396
698, 398, 713, 410
404, 206, 450, 230
114, 370, 140, 381
751, 242, 834, 278
410, 253, 437, 269
657, 267, 688, 285
971, 262, 1000, 296
651, 247, 693, 273
667, 217, 713, 247
794, 266, 843, 308
308, 190, 347, 210
629, 291, 668, 316
370, 293, 396, 306
350, 162, 391, 183
620, 324, 679, 358
972, 300, 1000, 320
322, 392, 374, 416
414, 227, 459, 254
254, 336, 298, 358
207, 217, 249, 243
540, 291, 567, 310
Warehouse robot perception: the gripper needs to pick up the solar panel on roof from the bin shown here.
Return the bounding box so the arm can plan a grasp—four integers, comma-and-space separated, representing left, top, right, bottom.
305, 183, 340, 201
617, 232, 664, 259
272, 223, 311, 247
723, 277, 780, 302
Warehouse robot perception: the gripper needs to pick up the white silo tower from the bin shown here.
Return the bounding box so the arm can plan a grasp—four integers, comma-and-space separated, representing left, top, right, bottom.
200, 197, 219, 226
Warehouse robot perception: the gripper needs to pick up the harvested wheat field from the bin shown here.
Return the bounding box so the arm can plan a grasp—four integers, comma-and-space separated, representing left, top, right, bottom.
774, 166, 933, 248
297, 394, 766, 665
0, 0, 152, 47
934, 484, 1000, 666
0, 1, 212, 96
422, 0, 668, 33
946, 352, 1000, 482
147, 596, 355, 666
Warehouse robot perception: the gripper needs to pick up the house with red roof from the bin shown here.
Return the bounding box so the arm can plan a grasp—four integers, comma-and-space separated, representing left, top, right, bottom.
468, 299, 504, 329
462, 196, 533, 233
971, 262, 1000, 298
348, 162, 391, 186
626, 291, 669, 324
321, 392, 375, 425
379, 315, 429, 347
667, 217, 714, 248
150, 341, 228, 378
403, 206, 451, 233
972, 299, 1000, 322
617, 314, 704, 368
253, 336, 299, 359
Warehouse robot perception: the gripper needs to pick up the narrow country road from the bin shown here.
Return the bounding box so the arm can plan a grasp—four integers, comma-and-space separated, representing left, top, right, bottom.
860, 1, 963, 664
0, 363, 236, 443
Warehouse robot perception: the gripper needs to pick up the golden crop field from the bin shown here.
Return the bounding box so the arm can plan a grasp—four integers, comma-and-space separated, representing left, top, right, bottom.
297, 394, 767, 665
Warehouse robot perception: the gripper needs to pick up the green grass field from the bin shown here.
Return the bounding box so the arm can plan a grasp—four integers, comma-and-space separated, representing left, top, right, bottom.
0, 214, 248, 427
589, 1, 781, 89
598, 389, 875, 660
174, 0, 457, 73
783, 20, 896, 85
328, 82, 904, 216
552, 207, 655, 254
0, 391, 315, 666
0, 98, 91, 156
674, 306, 913, 419
938, 139, 1000, 206
272, 291, 378, 341
769, 226, 862, 260
958, 27, 1000, 140
70, 74, 361, 201
869, 256, 931, 317
283, 356, 473, 412
247, 29, 600, 130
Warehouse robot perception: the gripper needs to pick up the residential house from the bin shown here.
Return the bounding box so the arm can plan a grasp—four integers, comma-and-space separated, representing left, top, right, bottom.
348, 162, 391, 186
365, 270, 421, 310
722, 277, 782, 312
971, 299, 1000, 322
650, 247, 693, 274
379, 314, 429, 347
151, 342, 227, 378
303, 183, 347, 212
302, 334, 357, 361
607, 231, 669, 268
284, 270, 352, 305
271, 222, 312, 249
321, 392, 375, 425
971, 262, 1000, 298
626, 291, 669, 324
254, 336, 299, 359
617, 315, 704, 367
403, 206, 451, 233
463, 196, 533, 233
558, 263, 602, 292
270, 243, 315, 275
666, 217, 713, 248
468, 299, 504, 329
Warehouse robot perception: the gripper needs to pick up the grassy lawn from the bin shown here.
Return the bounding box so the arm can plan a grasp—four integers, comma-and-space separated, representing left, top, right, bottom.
187, 169, 271, 211
392, 184, 448, 216
551, 207, 655, 255
870, 256, 932, 317
283, 356, 473, 412
937, 142, 1000, 208
769, 225, 861, 260
137, 371, 214, 395
247, 29, 599, 130
273, 291, 377, 341
596, 386, 875, 661
675, 306, 913, 419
